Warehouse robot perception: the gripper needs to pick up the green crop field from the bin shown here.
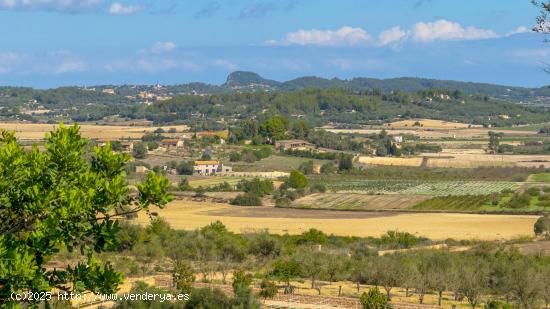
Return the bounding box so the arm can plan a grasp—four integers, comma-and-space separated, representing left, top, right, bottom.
316, 180, 517, 196
527, 173, 550, 183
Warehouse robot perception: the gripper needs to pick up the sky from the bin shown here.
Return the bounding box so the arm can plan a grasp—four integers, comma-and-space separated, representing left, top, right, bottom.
0, 0, 549, 88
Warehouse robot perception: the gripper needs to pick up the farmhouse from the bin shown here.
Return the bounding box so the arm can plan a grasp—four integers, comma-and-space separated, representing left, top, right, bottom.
275, 139, 315, 151
193, 160, 233, 176
161, 139, 184, 149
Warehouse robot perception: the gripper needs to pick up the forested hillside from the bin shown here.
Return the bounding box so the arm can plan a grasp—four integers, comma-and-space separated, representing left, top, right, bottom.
2, 72, 550, 127
129, 88, 550, 127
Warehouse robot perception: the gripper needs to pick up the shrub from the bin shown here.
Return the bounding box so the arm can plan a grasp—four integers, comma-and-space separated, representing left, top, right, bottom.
505, 193, 531, 209
231, 193, 262, 206
229, 152, 242, 162
132, 142, 147, 159
360, 288, 391, 309
526, 187, 541, 197
310, 183, 327, 193
285, 170, 308, 189
534, 215, 550, 238
377, 230, 421, 249
320, 162, 337, 174
259, 279, 278, 300
237, 178, 274, 196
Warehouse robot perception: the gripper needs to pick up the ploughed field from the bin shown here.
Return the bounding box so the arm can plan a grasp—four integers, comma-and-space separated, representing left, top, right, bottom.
134, 200, 538, 240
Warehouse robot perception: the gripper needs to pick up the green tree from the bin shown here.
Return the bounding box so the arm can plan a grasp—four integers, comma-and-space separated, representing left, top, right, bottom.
259, 115, 288, 142
338, 153, 354, 171
320, 162, 336, 174
232, 269, 261, 309
360, 288, 391, 309
133, 142, 148, 159
285, 170, 308, 189
172, 260, 195, 293
272, 259, 301, 293
535, 215, 550, 238
259, 279, 278, 302
0, 124, 172, 306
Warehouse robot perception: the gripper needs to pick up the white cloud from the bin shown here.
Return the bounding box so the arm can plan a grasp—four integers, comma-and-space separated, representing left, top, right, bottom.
0, 51, 24, 74
410, 19, 498, 42
54, 59, 87, 74
266, 26, 372, 46
0, 0, 104, 12
377, 26, 407, 46
268, 21, 499, 47
507, 26, 532, 36
212, 59, 238, 71
151, 41, 176, 54
108, 2, 141, 15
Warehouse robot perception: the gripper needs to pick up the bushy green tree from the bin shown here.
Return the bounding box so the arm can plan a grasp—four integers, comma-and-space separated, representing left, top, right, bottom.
360, 288, 391, 309
232, 270, 261, 309
133, 142, 148, 159
0, 124, 172, 307
285, 170, 308, 189
172, 260, 195, 293
535, 215, 550, 238
259, 279, 278, 301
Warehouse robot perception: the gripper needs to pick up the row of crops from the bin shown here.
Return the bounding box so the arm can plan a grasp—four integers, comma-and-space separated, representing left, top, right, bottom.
410, 195, 494, 211
315, 180, 517, 196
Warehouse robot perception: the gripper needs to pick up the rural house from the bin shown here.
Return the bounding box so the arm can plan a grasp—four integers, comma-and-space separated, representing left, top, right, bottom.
193, 160, 233, 176
161, 139, 184, 149
274, 139, 315, 152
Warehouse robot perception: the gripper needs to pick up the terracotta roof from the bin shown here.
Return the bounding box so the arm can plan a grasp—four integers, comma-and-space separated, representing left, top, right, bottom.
194, 160, 219, 165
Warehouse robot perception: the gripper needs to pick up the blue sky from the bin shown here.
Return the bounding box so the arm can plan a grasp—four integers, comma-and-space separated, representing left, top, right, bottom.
0, 0, 548, 88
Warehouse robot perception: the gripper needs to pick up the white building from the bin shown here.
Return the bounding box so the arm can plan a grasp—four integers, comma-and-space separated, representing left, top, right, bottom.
193, 161, 232, 176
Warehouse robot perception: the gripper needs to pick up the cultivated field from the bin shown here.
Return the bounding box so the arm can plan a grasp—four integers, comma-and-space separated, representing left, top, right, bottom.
358, 153, 550, 168
290, 193, 428, 210
386, 119, 480, 129
327, 128, 537, 139
319, 179, 516, 196
134, 200, 538, 240
527, 173, 550, 182
0, 122, 190, 140
188, 176, 243, 187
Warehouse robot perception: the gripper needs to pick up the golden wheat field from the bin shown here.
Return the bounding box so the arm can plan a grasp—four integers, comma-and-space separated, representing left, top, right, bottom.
134, 200, 537, 240
0, 122, 190, 140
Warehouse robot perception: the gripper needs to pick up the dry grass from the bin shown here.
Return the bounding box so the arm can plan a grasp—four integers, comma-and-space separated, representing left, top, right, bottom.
357, 153, 550, 168
0, 122, 189, 140
325, 127, 537, 140
133, 200, 537, 240
388, 119, 479, 129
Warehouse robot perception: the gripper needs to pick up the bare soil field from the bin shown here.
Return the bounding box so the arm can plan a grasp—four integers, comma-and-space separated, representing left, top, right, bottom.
0, 122, 189, 140
358, 153, 550, 168
290, 193, 428, 211
134, 200, 538, 240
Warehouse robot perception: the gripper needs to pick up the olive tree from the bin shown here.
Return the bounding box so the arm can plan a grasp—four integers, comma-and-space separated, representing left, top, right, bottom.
0, 125, 172, 307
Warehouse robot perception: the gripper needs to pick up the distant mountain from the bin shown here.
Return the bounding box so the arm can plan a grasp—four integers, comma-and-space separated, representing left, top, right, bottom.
2, 71, 550, 106
217, 71, 550, 104
224, 71, 279, 87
